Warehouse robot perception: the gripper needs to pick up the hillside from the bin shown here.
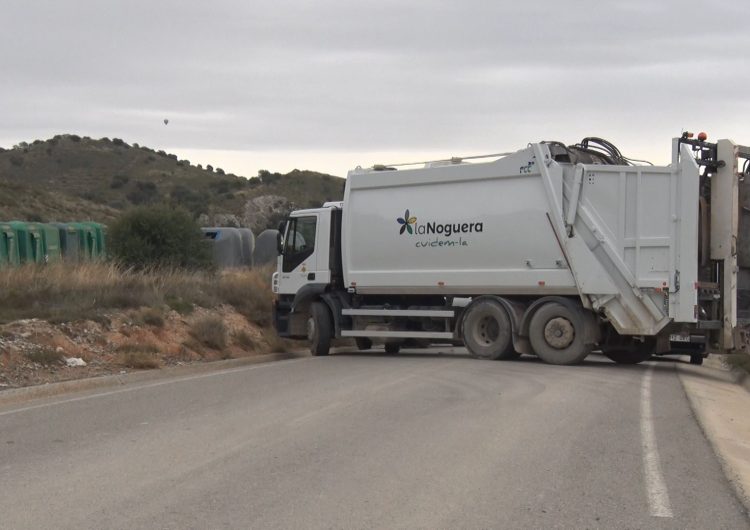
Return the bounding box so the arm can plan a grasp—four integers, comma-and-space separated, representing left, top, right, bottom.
0, 135, 345, 232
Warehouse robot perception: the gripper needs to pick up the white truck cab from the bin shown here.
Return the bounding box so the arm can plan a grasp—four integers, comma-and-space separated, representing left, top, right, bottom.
275, 207, 333, 296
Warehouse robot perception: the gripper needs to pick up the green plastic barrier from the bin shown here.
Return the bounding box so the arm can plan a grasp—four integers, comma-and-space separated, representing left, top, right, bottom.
9, 221, 44, 264
0, 222, 20, 267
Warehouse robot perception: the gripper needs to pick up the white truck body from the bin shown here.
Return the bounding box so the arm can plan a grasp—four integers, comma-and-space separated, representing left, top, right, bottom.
343, 143, 698, 336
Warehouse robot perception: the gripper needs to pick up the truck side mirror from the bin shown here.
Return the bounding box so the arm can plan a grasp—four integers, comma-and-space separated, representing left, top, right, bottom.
276, 220, 286, 256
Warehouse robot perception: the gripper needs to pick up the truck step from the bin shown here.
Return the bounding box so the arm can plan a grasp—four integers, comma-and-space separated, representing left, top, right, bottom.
695, 320, 722, 330
342, 309, 455, 318
341, 330, 454, 339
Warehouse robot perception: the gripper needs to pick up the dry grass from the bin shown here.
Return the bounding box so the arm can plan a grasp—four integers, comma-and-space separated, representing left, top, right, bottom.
262, 329, 288, 353
115, 343, 161, 369
233, 329, 257, 350
136, 307, 165, 327
190, 315, 228, 350
216, 268, 275, 326
24, 346, 64, 365
726, 353, 750, 374
120, 351, 160, 369
114, 343, 160, 354
0, 262, 275, 325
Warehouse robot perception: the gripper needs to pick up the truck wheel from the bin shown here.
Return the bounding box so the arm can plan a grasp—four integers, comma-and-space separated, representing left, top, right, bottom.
384, 343, 400, 354
308, 302, 332, 356
690, 354, 704, 366
462, 299, 517, 360
355, 338, 372, 351
603, 350, 652, 364
528, 302, 591, 365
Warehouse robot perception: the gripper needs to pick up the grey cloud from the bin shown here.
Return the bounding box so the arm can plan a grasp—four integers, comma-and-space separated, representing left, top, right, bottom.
1, 0, 748, 160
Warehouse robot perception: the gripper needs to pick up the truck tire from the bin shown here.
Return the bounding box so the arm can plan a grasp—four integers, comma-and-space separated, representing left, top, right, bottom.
384, 343, 400, 354
355, 338, 373, 351
308, 302, 332, 356
528, 302, 591, 365
603, 350, 652, 365
462, 299, 517, 360
690, 354, 704, 366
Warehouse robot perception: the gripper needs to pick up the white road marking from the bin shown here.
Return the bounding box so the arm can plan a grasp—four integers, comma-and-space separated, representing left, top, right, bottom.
641, 363, 674, 518
0, 357, 312, 418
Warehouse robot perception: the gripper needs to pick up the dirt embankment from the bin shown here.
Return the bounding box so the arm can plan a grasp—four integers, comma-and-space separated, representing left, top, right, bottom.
0, 305, 286, 389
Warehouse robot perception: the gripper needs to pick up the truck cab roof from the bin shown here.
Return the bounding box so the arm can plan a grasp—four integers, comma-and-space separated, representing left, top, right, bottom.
290, 202, 341, 217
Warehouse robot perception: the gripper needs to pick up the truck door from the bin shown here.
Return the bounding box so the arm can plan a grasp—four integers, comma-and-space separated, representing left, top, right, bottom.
279, 214, 321, 295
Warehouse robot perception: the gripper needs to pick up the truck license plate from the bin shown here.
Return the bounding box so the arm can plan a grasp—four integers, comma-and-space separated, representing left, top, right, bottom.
669, 334, 690, 342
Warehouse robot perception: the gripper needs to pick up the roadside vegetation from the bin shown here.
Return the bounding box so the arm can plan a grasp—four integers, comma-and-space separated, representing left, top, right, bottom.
0, 262, 275, 325
726, 353, 750, 375
0, 204, 290, 388
0, 262, 288, 387
108, 205, 214, 270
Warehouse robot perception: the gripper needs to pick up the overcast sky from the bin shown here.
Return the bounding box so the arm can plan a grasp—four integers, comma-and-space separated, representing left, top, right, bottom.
1, 0, 748, 177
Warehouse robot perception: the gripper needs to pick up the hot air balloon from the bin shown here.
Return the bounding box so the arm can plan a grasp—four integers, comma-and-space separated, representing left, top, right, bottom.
163, 119, 169, 125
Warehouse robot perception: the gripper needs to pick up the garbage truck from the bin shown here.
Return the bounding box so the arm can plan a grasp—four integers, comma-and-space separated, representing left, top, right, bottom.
272, 133, 750, 365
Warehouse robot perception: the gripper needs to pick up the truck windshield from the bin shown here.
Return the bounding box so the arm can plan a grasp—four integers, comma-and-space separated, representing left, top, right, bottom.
282, 216, 317, 272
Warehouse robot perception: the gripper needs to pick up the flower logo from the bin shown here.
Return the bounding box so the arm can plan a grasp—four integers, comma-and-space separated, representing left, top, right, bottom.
397, 209, 417, 235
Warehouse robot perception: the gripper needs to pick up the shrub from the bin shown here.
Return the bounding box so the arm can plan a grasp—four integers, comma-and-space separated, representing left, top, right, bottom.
166, 295, 194, 315
126, 180, 159, 205
262, 329, 287, 353
25, 347, 64, 365
116, 344, 160, 369
115, 343, 160, 354
234, 330, 257, 350
137, 307, 165, 327
108, 205, 213, 270
727, 353, 750, 374
110, 174, 130, 189
190, 315, 227, 350
217, 269, 273, 326
209, 180, 230, 194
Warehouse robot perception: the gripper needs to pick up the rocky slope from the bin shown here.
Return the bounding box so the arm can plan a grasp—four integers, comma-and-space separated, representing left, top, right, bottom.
0, 305, 285, 389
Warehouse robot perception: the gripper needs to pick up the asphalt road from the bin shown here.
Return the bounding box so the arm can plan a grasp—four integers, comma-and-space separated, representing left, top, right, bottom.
0, 350, 747, 529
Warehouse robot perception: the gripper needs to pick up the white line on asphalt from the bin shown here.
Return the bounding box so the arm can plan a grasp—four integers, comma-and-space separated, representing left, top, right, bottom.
0, 357, 312, 418
641, 363, 674, 518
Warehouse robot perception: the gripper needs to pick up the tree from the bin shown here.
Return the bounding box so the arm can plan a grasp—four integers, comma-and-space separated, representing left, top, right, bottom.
109, 205, 213, 270
126, 180, 159, 205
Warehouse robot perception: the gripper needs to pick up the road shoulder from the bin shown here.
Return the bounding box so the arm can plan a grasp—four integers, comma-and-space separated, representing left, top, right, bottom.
677, 358, 750, 514
0, 352, 301, 409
